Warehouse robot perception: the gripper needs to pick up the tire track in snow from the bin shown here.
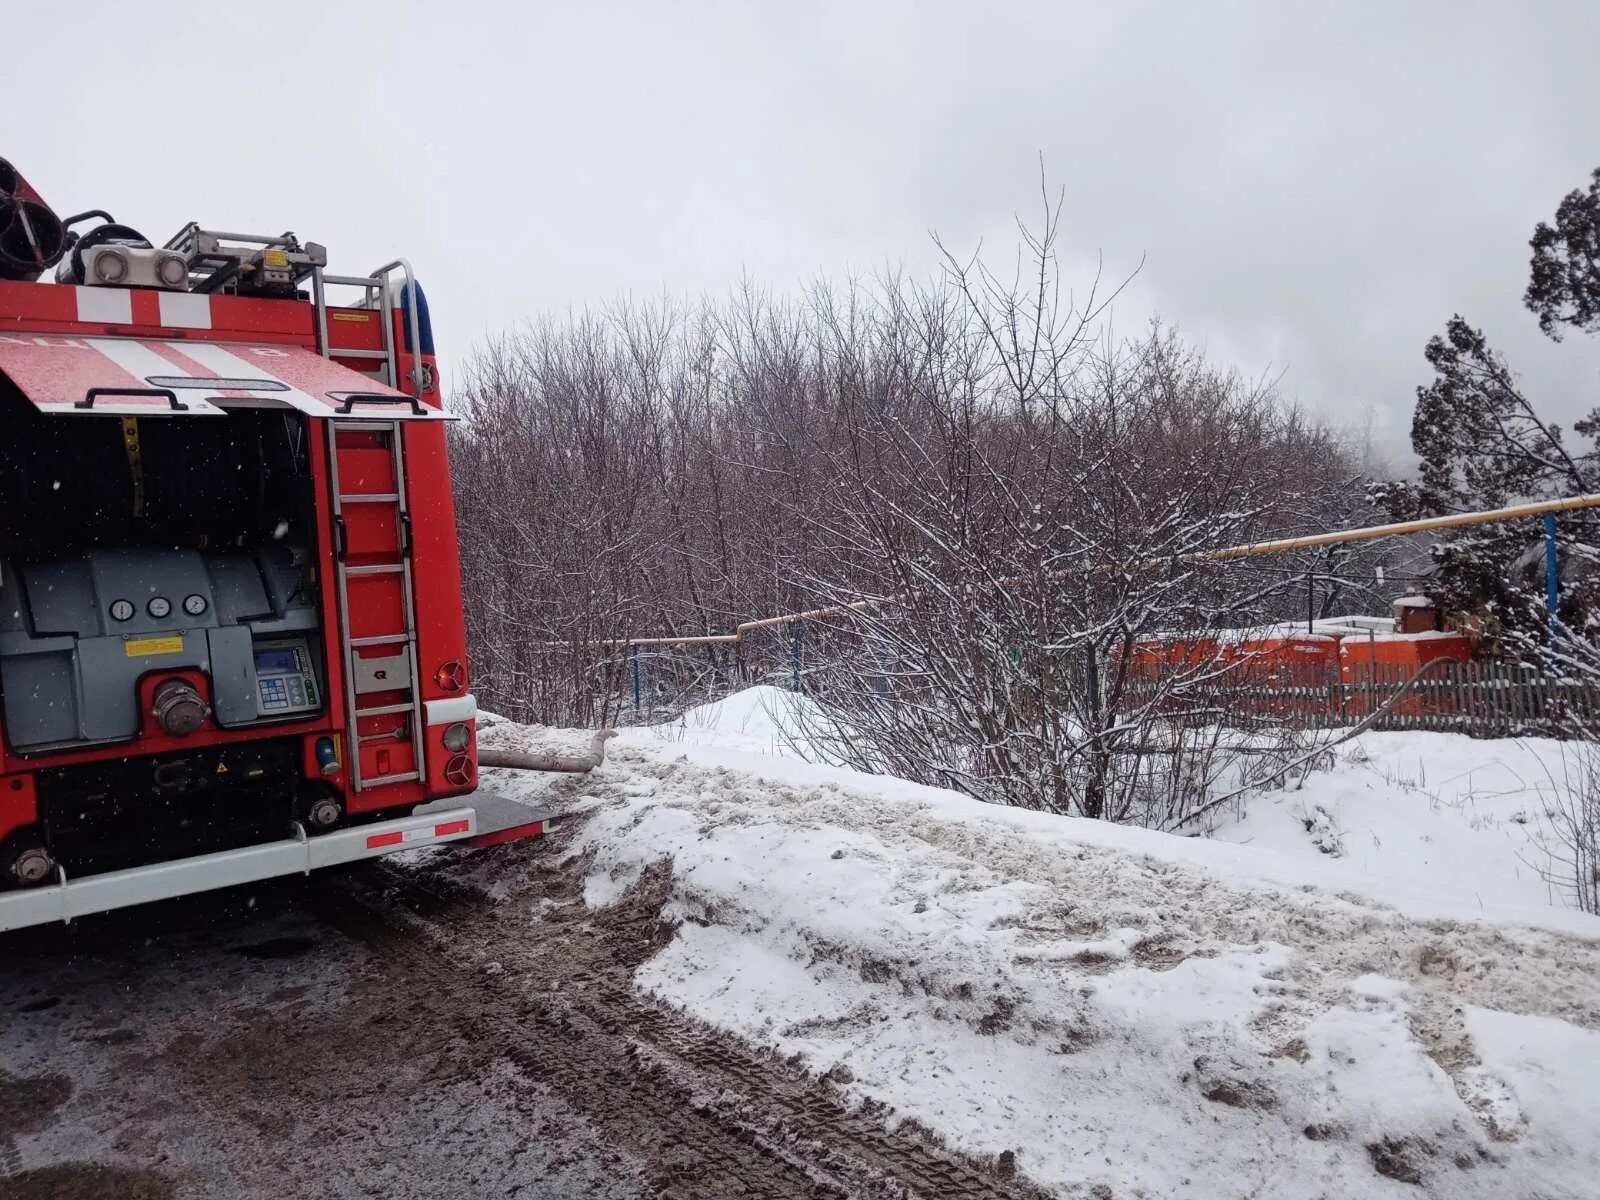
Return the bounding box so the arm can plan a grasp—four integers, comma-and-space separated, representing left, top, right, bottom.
324, 844, 1051, 1200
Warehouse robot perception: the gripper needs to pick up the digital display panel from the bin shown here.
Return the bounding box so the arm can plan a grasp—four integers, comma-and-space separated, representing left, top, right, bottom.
255, 647, 299, 675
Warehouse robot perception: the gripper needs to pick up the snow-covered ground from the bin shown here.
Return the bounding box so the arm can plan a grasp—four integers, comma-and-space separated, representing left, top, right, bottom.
1217, 730, 1579, 921
481, 688, 1600, 1199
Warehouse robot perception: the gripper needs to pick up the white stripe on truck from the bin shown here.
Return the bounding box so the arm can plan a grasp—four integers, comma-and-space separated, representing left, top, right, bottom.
424, 694, 477, 726
75, 286, 132, 324
157, 291, 213, 329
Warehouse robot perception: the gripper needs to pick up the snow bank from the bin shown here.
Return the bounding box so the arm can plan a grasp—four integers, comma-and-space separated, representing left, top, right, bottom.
534, 690, 1600, 1197
1214, 732, 1576, 919
619, 698, 1593, 935
657, 684, 813, 753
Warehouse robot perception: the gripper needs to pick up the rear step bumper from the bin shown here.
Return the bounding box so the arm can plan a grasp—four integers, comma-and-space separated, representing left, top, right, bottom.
0, 793, 553, 933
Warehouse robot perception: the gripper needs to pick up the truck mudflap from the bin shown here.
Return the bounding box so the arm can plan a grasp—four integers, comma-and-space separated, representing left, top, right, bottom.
0, 791, 554, 933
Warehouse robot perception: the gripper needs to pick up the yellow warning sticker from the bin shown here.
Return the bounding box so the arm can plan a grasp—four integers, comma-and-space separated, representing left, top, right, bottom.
332, 312, 371, 322
124, 635, 184, 657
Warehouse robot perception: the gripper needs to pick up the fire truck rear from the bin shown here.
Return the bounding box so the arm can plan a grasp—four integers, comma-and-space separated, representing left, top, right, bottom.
0, 159, 539, 932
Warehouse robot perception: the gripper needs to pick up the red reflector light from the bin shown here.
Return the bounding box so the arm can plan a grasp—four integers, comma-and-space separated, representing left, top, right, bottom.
365, 830, 405, 849
443, 753, 472, 787
434, 819, 470, 837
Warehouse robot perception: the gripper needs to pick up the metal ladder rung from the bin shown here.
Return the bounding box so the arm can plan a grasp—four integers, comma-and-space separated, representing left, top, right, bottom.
331, 348, 390, 360
338, 493, 402, 503
345, 563, 405, 576
362, 771, 425, 788
349, 633, 414, 647
354, 702, 418, 717
322, 272, 384, 290
358, 728, 411, 745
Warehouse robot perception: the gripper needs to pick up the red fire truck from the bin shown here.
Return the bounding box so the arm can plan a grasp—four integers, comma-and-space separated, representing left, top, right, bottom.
0, 159, 545, 932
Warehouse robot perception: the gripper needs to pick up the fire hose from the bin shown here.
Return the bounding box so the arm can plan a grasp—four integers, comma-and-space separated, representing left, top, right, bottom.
476, 729, 617, 774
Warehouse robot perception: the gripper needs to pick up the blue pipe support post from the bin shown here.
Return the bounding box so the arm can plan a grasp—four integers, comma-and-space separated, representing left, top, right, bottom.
789, 624, 803, 693
630, 643, 642, 718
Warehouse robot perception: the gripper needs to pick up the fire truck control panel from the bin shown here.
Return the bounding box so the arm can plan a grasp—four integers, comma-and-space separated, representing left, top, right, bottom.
253, 639, 320, 717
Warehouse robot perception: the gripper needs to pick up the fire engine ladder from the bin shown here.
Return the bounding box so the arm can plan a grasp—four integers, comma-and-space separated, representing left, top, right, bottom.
309, 259, 426, 400
326, 420, 427, 791
311, 261, 429, 792
305, 259, 428, 793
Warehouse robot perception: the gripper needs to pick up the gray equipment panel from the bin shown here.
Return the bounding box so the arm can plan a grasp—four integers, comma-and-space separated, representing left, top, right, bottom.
0, 646, 76, 747
0, 546, 323, 752
208, 625, 262, 727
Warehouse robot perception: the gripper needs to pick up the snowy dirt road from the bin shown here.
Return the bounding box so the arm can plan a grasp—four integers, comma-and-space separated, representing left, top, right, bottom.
0, 866, 649, 1200
0, 825, 1046, 1200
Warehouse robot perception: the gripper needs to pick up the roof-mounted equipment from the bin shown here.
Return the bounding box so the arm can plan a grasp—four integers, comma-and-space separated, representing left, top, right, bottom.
163, 224, 328, 298
54, 213, 189, 291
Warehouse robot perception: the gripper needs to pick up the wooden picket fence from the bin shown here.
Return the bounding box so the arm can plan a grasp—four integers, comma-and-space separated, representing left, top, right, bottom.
1126, 660, 1600, 739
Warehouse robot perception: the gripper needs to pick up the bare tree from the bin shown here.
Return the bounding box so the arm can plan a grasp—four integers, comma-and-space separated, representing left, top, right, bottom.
448, 191, 1379, 827
1531, 735, 1600, 914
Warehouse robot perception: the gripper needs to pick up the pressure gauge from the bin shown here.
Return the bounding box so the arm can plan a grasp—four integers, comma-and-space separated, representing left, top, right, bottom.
147, 596, 172, 619
183, 594, 208, 617
109, 599, 134, 622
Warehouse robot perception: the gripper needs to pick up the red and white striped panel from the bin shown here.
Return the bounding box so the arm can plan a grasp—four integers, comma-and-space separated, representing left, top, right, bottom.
72, 284, 217, 330
364, 817, 473, 852
0, 331, 447, 420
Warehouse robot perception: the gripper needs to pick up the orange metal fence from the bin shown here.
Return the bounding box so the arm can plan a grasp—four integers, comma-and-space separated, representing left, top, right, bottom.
1126, 659, 1600, 737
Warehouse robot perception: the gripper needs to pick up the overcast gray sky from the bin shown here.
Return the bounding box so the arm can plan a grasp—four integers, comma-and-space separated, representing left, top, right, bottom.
9, 1, 1599, 454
